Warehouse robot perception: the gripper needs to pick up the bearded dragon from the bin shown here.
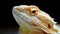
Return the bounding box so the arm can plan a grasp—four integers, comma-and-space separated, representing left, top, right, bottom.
12, 5, 60, 34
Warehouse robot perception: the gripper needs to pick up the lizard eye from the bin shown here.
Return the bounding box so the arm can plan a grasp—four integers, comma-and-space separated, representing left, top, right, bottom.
30, 9, 38, 16
31, 8, 37, 14
32, 10, 36, 13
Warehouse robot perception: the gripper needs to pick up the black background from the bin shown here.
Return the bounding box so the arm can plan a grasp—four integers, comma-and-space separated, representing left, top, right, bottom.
0, 0, 59, 28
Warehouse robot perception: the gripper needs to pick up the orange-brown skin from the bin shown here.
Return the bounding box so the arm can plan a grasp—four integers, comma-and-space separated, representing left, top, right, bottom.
25, 5, 41, 16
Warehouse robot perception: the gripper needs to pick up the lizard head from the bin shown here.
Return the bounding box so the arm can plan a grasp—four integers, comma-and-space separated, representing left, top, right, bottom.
12, 5, 42, 25
12, 5, 59, 34
12, 5, 55, 27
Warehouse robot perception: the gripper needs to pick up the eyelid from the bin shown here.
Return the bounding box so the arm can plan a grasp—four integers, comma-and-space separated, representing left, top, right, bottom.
31, 8, 36, 11
30, 9, 38, 16
25, 7, 39, 16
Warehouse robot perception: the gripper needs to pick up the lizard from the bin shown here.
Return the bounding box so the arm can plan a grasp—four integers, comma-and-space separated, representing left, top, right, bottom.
12, 5, 60, 34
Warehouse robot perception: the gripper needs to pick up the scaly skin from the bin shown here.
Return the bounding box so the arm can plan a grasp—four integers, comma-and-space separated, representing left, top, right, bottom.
12, 5, 59, 34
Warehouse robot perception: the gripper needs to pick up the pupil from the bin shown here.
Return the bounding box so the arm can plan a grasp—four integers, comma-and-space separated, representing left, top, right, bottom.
32, 10, 36, 13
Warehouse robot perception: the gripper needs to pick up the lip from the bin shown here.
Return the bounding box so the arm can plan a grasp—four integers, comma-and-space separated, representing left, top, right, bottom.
16, 8, 23, 12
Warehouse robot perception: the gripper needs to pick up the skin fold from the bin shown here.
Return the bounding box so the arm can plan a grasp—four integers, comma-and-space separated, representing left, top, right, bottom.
12, 5, 60, 34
